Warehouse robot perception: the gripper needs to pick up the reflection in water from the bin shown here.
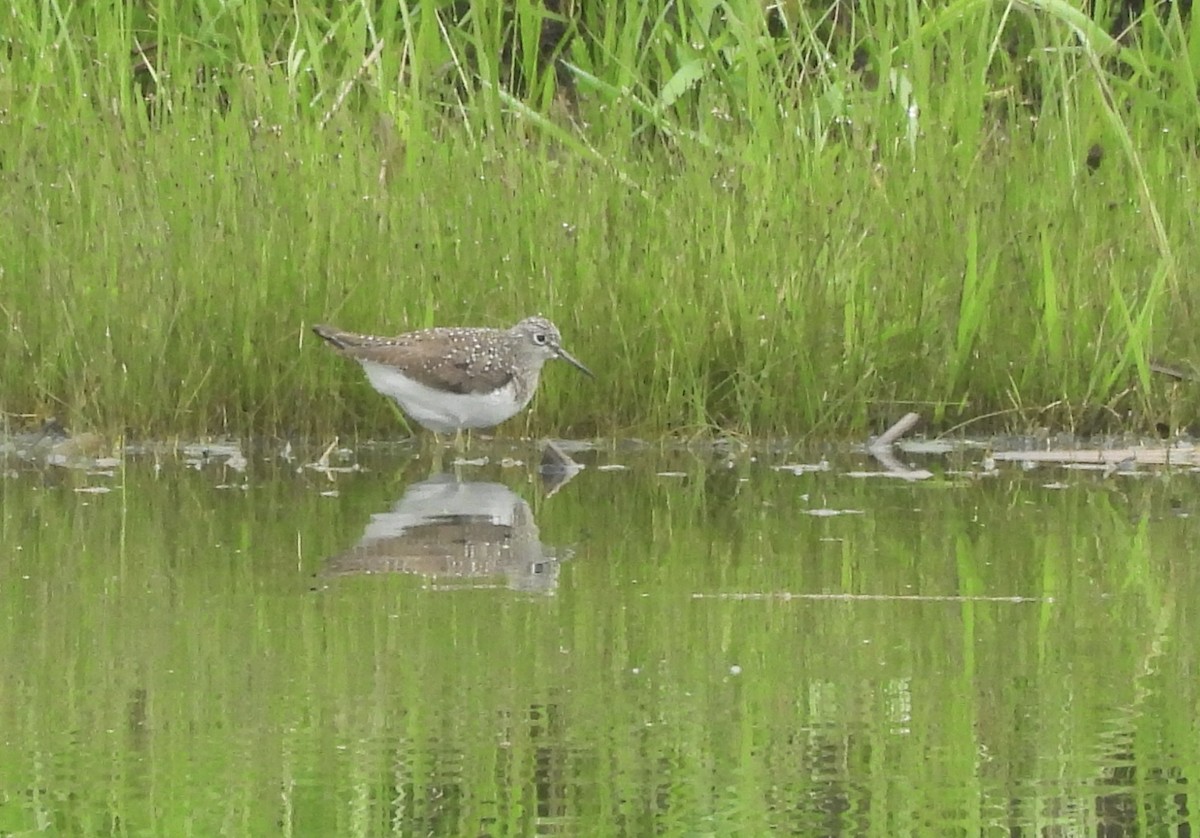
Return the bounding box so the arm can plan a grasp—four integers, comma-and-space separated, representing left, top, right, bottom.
321, 473, 568, 593
3, 443, 1200, 835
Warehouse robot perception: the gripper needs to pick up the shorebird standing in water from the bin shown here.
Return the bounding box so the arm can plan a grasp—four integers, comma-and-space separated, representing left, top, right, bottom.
312, 316, 593, 436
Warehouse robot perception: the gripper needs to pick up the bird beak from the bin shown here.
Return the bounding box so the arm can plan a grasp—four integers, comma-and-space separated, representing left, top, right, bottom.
557, 347, 594, 378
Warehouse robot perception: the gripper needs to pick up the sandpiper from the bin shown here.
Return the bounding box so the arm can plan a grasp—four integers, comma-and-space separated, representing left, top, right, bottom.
312, 316, 592, 434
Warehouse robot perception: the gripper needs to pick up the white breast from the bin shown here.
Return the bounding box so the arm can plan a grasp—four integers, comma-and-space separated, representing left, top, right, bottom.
359, 361, 530, 433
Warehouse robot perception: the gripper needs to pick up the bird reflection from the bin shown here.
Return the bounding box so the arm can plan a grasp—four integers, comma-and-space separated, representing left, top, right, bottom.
321, 473, 569, 593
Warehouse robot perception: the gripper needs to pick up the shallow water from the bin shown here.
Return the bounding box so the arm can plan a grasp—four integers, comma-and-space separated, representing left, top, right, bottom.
1, 438, 1197, 835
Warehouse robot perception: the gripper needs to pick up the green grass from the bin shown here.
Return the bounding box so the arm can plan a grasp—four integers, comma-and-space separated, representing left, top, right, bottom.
2, 0, 1200, 439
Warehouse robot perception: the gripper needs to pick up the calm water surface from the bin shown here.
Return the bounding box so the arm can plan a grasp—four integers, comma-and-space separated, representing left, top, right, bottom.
0, 438, 1196, 836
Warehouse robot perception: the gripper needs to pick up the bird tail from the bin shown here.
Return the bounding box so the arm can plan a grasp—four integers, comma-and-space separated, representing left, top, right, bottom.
312, 324, 353, 350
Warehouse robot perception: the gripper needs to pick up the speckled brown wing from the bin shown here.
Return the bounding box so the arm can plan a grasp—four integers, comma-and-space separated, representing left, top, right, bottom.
312, 325, 516, 395
321, 516, 517, 576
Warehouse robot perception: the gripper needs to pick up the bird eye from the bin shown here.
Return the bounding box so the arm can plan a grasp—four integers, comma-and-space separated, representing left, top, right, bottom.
533, 332, 549, 345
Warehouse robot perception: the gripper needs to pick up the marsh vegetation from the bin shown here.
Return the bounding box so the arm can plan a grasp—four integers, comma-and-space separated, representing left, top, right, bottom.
2, 0, 1199, 438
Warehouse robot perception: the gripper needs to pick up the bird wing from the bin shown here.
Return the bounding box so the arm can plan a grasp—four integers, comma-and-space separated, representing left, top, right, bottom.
398, 345, 517, 395
315, 326, 516, 395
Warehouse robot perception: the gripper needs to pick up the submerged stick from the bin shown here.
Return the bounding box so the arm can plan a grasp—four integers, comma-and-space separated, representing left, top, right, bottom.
864, 412, 931, 481
870, 412, 921, 450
